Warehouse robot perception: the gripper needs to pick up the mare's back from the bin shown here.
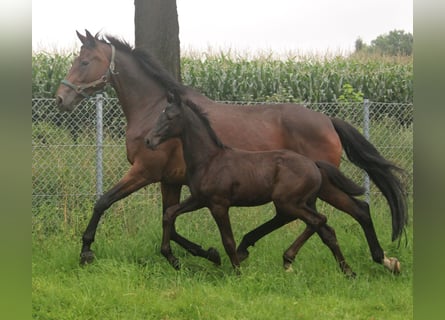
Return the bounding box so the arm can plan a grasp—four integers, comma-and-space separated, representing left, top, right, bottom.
187, 95, 340, 163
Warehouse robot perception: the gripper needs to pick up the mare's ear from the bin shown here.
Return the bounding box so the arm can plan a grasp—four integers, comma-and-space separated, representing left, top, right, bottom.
84, 29, 97, 47
76, 30, 87, 44
76, 29, 97, 48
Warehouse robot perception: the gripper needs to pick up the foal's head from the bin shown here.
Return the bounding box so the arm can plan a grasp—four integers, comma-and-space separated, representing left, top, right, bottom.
145, 94, 184, 149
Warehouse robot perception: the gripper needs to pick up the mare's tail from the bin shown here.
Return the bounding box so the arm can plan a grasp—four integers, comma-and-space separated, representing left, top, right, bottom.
330, 117, 408, 241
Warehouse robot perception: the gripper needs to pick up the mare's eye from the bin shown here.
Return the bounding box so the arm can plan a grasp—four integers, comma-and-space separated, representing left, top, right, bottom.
80, 60, 89, 66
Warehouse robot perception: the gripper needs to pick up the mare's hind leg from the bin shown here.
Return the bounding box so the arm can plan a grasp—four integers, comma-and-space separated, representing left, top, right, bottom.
80, 165, 151, 265
318, 183, 400, 273
161, 183, 221, 265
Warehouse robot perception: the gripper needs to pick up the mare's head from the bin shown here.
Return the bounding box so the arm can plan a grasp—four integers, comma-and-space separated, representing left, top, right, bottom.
55, 30, 116, 111
145, 93, 184, 150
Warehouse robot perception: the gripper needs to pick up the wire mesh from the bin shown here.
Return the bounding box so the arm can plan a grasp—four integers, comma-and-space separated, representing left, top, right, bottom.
32, 98, 413, 215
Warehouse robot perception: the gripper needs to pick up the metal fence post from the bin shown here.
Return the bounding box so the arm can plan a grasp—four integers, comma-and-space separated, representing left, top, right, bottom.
363, 99, 370, 203
96, 94, 104, 199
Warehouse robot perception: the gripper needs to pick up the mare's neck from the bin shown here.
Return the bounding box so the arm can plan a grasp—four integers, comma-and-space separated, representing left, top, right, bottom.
109, 50, 166, 125
180, 107, 223, 174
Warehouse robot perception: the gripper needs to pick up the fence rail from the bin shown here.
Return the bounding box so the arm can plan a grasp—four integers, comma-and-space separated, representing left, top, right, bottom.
32, 97, 413, 211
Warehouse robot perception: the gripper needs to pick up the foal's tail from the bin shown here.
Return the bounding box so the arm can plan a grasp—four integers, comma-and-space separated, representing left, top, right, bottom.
315, 161, 365, 197
330, 117, 408, 241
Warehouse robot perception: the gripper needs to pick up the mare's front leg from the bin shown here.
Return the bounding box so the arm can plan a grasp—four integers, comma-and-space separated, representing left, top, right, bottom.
161, 196, 204, 269
80, 164, 154, 265
161, 182, 221, 265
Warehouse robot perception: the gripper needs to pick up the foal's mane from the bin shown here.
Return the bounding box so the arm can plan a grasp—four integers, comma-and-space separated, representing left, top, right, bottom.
98, 34, 187, 97
183, 99, 227, 150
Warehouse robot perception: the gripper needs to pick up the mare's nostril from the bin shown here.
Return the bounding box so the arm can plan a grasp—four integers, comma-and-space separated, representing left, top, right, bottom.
55, 95, 63, 106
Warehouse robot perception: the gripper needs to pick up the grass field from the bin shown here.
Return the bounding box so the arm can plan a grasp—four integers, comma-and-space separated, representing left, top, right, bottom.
32, 194, 413, 319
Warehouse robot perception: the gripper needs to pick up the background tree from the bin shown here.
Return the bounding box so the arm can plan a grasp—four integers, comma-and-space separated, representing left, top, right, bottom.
134, 0, 181, 80
354, 29, 413, 56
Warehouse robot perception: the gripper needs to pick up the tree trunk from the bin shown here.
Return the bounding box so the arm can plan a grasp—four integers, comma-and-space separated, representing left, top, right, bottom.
134, 0, 181, 81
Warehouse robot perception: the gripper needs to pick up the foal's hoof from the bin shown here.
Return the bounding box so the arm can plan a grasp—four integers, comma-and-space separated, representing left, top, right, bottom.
282, 254, 294, 272
80, 250, 95, 265
345, 269, 357, 279
169, 258, 181, 270
283, 263, 294, 273
207, 247, 221, 266
237, 249, 250, 263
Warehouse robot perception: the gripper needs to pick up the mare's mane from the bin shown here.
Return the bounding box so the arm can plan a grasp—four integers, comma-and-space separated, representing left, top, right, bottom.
97, 34, 187, 97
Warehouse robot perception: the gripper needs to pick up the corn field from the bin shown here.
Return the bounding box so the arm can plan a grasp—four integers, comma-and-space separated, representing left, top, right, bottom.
32, 51, 412, 104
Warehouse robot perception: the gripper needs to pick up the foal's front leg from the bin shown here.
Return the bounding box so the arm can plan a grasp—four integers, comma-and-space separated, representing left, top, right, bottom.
161, 196, 204, 269
210, 204, 240, 273
161, 182, 221, 265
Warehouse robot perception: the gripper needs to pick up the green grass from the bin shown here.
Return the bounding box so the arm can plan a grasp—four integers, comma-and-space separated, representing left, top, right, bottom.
32, 197, 413, 319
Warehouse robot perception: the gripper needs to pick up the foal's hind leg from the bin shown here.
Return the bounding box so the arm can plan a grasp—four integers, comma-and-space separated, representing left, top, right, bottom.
281, 203, 355, 277
161, 183, 221, 265
315, 223, 356, 277
282, 226, 315, 272
318, 184, 400, 273
237, 214, 295, 263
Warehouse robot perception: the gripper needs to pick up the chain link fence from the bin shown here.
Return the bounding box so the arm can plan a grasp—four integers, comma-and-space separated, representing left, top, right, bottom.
32, 97, 413, 215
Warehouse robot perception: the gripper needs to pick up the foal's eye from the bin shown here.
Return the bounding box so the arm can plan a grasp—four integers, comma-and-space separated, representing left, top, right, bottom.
80, 60, 89, 66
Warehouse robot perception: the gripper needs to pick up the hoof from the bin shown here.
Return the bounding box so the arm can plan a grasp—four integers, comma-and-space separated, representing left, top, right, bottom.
170, 258, 181, 270
345, 269, 357, 279
282, 254, 294, 271
80, 251, 95, 265
284, 263, 294, 272
237, 248, 250, 263
384, 256, 401, 274
207, 247, 221, 266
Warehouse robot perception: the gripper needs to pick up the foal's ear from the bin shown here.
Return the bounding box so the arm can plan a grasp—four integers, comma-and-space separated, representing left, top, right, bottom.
166, 92, 182, 106
166, 92, 174, 103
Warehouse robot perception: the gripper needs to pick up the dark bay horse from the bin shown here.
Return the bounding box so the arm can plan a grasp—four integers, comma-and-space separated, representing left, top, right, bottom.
145, 95, 366, 276
55, 30, 405, 273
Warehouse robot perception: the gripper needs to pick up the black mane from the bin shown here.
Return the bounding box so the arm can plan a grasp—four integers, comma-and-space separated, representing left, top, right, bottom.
183, 99, 227, 150
99, 34, 186, 97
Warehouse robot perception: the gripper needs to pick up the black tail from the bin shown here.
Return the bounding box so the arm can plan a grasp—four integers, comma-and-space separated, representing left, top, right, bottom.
330, 117, 408, 241
316, 160, 365, 197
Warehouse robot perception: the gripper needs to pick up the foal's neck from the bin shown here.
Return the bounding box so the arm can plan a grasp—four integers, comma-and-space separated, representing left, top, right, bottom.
180, 106, 224, 173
